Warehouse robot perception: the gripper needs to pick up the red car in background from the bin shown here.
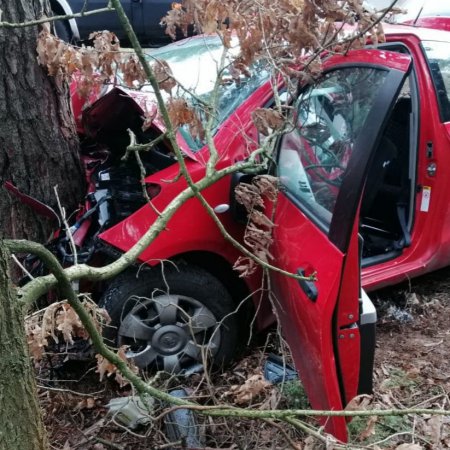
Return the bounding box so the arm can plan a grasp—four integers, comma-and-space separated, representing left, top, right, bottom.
392, 0, 450, 32
8, 24, 450, 441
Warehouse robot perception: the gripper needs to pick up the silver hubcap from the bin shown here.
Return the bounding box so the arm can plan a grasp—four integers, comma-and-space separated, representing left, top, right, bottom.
117, 294, 220, 374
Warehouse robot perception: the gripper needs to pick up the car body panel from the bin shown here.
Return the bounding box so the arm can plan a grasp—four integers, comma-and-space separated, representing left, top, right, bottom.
413, 17, 450, 32
361, 27, 450, 290
52, 0, 173, 43
393, 0, 450, 32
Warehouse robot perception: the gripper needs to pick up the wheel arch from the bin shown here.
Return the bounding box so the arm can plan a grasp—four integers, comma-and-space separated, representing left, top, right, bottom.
49, 0, 80, 40
171, 251, 256, 331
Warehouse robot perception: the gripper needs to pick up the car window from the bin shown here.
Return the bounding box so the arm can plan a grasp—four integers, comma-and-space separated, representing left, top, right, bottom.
277, 67, 389, 227
422, 40, 450, 122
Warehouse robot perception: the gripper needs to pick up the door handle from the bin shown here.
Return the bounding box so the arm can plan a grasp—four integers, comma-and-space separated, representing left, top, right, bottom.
297, 268, 318, 302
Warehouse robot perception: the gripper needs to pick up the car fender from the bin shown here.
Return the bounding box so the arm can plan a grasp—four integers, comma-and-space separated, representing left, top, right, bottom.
50, 0, 80, 40
98, 165, 245, 268
97, 161, 267, 313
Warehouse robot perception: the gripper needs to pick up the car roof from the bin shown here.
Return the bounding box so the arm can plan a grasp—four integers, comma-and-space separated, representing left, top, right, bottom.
383, 23, 450, 42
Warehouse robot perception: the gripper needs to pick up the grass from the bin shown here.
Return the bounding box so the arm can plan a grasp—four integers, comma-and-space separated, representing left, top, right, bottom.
348, 414, 411, 445
278, 380, 310, 410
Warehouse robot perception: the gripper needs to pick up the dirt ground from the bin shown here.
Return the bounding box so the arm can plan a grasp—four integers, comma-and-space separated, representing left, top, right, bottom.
41, 267, 450, 450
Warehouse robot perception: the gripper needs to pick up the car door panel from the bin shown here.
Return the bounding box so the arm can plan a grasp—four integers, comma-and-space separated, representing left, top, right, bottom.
270, 51, 412, 441
271, 196, 348, 440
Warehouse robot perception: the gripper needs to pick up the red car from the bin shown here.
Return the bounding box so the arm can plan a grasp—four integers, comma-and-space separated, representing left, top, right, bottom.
392, 0, 450, 32
10, 24, 450, 441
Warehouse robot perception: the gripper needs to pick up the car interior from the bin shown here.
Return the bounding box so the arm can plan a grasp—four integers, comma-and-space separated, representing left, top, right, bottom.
360, 57, 417, 266
360, 93, 414, 261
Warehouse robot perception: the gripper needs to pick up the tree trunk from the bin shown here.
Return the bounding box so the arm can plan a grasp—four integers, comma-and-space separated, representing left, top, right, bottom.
0, 241, 48, 449
0, 0, 84, 241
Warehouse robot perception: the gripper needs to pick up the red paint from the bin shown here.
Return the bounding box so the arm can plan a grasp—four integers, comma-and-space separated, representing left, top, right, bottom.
410, 17, 450, 32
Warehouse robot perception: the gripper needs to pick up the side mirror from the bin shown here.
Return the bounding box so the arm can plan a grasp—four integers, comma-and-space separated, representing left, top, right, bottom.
229, 171, 255, 223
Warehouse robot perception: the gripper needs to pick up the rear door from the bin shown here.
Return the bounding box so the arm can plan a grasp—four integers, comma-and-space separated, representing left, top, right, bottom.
270, 50, 412, 441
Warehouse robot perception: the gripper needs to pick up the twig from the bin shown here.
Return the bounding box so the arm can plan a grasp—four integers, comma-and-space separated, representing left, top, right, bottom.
54, 185, 78, 266
11, 253, 34, 280
0, 8, 115, 30
36, 385, 104, 397
155, 441, 183, 450
263, 418, 302, 450
126, 129, 162, 217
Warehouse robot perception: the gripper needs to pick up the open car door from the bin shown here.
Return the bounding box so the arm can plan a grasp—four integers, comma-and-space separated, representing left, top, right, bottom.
270, 50, 412, 441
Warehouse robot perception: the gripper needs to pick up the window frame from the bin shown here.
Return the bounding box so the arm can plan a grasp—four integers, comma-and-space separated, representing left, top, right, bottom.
275, 62, 412, 251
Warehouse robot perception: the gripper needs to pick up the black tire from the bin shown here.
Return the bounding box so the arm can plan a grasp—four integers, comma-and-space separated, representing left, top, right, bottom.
54, 20, 72, 43
99, 265, 239, 375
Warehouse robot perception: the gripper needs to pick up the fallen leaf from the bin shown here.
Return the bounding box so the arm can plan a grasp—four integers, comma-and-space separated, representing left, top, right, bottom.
425, 416, 443, 446
358, 415, 378, 441
304, 436, 319, 450
345, 394, 373, 411
227, 372, 271, 405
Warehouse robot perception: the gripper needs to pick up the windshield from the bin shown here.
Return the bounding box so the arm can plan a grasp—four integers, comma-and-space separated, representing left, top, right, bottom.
422, 40, 450, 122
143, 37, 270, 151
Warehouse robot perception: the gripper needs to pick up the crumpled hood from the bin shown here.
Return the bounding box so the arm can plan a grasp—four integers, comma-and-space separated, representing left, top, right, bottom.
81, 87, 201, 162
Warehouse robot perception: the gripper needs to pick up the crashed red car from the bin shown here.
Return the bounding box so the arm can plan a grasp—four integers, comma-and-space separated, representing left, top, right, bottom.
8, 24, 450, 441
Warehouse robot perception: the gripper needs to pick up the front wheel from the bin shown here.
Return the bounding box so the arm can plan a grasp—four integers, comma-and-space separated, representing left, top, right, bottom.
99, 266, 239, 375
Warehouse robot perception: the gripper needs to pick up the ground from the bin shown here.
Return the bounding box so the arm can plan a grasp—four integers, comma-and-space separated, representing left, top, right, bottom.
40, 267, 450, 450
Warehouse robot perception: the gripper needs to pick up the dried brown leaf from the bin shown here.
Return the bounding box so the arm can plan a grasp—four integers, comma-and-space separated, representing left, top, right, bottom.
252, 108, 285, 137
344, 394, 373, 411
96, 346, 138, 387
233, 256, 258, 278
253, 175, 279, 201
424, 416, 443, 446
234, 183, 264, 210
304, 436, 319, 450
358, 415, 378, 441
167, 98, 204, 140
249, 210, 275, 229
227, 372, 271, 405
152, 59, 177, 93
120, 55, 147, 87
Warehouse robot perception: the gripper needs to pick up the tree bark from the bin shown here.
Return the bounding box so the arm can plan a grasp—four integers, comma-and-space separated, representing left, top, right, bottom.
0, 0, 84, 241
0, 241, 48, 450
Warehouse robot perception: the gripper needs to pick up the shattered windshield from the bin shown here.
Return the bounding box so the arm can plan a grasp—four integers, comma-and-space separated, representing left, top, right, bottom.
143, 37, 271, 151
422, 40, 450, 122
